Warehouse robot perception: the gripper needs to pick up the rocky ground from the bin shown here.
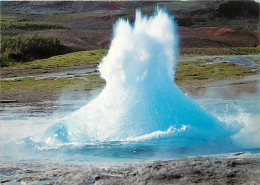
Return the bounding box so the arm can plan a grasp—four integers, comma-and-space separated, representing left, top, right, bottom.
0, 152, 259, 185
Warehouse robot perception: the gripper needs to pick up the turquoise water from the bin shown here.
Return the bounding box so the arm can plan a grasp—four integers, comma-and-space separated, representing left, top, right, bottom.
0, 96, 259, 162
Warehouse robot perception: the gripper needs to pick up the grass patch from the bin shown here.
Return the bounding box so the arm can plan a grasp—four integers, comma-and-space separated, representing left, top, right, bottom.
1, 15, 66, 30
3, 46, 258, 71
1, 21, 66, 30
74, 74, 89, 77
1, 49, 108, 70
0, 15, 20, 22
180, 47, 260, 56
82, 74, 106, 90
175, 60, 258, 96
1, 34, 69, 67
175, 61, 257, 82
0, 74, 105, 93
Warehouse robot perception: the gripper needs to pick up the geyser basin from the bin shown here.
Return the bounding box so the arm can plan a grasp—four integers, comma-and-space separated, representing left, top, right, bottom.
3, 9, 259, 162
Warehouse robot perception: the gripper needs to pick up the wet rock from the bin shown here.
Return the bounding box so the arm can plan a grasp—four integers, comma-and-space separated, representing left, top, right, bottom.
0, 153, 259, 185
0, 179, 10, 183
0, 167, 21, 176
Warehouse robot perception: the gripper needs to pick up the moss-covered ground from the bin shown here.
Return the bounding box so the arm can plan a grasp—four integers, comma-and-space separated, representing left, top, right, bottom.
180, 47, 260, 57
175, 61, 257, 82
0, 74, 105, 93
2, 47, 259, 71
1, 49, 107, 71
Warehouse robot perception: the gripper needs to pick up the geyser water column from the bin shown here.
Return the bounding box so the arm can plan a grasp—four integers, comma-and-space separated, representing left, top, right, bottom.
42, 9, 233, 145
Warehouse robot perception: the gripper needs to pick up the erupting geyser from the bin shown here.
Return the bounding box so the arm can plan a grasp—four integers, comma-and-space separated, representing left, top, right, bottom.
42, 10, 234, 146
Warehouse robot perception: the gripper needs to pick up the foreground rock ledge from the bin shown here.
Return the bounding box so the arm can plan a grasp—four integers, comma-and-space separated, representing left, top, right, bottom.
0, 152, 259, 185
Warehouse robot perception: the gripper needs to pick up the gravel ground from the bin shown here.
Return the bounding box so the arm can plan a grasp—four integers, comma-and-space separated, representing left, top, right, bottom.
0, 152, 259, 185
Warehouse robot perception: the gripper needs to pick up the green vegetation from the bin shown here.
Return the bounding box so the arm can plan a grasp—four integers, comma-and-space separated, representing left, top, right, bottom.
2, 46, 258, 71
1, 15, 66, 30
1, 21, 66, 30
0, 15, 69, 67
0, 15, 20, 21
0, 74, 105, 93
0, 34, 69, 67
175, 61, 257, 82
1, 49, 108, 70
180, 47, 260, 56
175, 60, 259, 95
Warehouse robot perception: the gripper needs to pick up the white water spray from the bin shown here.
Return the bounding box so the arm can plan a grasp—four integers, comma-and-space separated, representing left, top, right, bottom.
42, 10, 234, 146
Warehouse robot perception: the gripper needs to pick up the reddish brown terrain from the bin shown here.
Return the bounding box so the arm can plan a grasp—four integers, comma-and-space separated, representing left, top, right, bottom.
1, 1, 259, 51
195, 27, 259, 47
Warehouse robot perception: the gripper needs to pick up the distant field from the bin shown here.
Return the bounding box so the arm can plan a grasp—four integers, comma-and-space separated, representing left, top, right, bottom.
1, 74, 105, 93
175, 60, 257, 82
2, 47, 259, 72
0, 34, 69, 67
180, 47, 260, 56
0, 15, 66, 30
0, 73, 105, 102
1, 49, 107, 71
1, 21, 66, 30
175, 59, 259, 96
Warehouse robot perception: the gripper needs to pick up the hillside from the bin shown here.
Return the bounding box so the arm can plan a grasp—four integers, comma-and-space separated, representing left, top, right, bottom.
1, 1, 259, 52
